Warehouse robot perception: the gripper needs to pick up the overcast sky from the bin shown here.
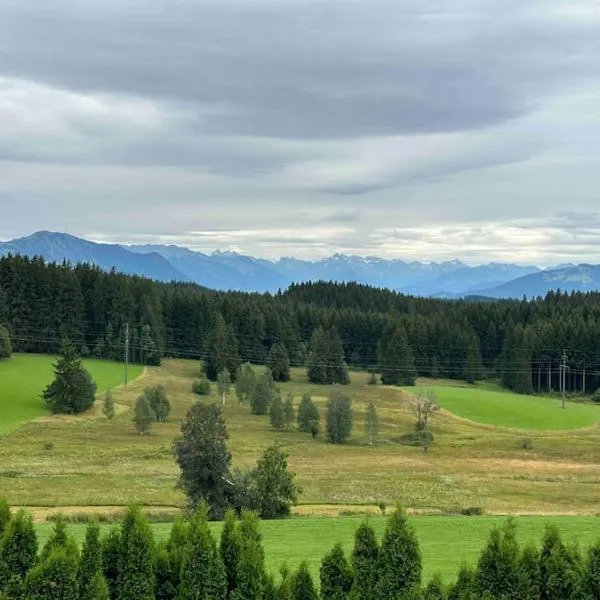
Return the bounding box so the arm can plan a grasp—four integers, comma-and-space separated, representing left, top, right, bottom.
1, 0, 600, 264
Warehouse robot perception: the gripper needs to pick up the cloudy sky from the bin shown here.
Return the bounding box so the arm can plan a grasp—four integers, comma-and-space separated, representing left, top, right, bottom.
1, 0, 600, 264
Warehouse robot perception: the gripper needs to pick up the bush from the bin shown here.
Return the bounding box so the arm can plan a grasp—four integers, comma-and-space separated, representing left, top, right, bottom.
461, 506, 484, 516
519, 437, 533, 450
193, 379, 212, 396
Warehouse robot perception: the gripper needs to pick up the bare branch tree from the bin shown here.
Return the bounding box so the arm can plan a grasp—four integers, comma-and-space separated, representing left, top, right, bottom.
408, 389, 439, 432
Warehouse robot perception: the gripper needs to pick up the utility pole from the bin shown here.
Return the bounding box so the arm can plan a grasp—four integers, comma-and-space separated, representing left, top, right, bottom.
125, 323, 129, 387
560, 349, 568, 409
547, 361, 551, 394
583, 364, 586, 395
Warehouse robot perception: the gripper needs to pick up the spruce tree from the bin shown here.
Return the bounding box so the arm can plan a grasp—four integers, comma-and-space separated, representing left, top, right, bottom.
320, 543, 353, 600
269, 342, 291, 382
235, 363, 256, 404
79, 523, 107, 600
103, 390, 116, 420
0, 325, 11, 360
307, 327, 349, 385
379, 324, 417, 386
203, 314, 241, 382
464, 337, 484, 384
0, 498, 10, 538
134, 394, 155, 435
283, 394, 295, 429
219, 511, 241, 599
0, 510, 38, 591
326, 391, 353, 444
270, 393, 286, 430
43, 340, 97, 414
376, 506, 422, 600
290, 562, 318, 600
364, 402, 379, 446
297, 394, 320, 437
217, 369, 232, 406
117, 506, 156, 600
173, 402, 232, 517
23, 546, 79, 600
177, 507, 226, 600
250, 374, 274, 416
351, 522, 379, 600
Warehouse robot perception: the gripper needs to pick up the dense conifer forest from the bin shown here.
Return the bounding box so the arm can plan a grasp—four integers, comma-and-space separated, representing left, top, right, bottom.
2, 254, 600, 394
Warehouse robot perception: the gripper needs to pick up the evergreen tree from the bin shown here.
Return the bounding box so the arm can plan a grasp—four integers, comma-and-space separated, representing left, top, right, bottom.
379, 324, 417, 386
447, 566, 475, 600
144, 386, 170, 422
320, 543, 353, 600
0, 499, 10, 538
117, 506, 156, 600
364, 402, 379, 446
283, 394, 295, 429
326, 391, 353, 444
0, 510, 38, 591
253, 445, 299, 519
0, 326, 11, 360
517, 545, 540, 600
79, 523, 106, 600
43, 340, 97, 414
134, 394, 155, 435
235, 363, 256, 404
269, 342, 291, 382
23, 546, 79, 600
423, 574, 446, 600
351, 522, 379, 600
231, 512, 266, 600
102, 527, 121, 600
307, 327, 349, 385
501, 324, 533, 394
297, 394, 320, 437
173, 403, 232, 518
88, 572, 110, 600
177, 507, 226, 600
584, 540, 600, 600
290, 562, 318, 600
40, 515, 71, 563
251, 374, 274, 416
103, 389, 116, 420
203, 314, 241, 382
368, 371, 378, 386
217, 369, 232, 406
219, 511, 241, 599
376, 506, 422, 600
155, 518, 189, 600
464, 337, 484, 384
270, 393, 286, 430
475, 520, 519, 599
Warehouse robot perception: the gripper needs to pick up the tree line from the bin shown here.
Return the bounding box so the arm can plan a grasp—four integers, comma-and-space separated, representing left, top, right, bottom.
4, 255, 600, 393
1, 499, 600, 599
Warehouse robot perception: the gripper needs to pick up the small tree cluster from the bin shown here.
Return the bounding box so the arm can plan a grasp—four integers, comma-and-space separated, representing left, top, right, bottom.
133, 386, 171, 434
297, 393, 320, 438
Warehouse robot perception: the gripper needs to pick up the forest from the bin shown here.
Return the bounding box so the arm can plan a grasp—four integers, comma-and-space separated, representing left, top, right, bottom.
2, 254, 600, 395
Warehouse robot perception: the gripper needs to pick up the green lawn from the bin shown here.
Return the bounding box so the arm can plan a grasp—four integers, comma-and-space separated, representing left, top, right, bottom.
34, 515, 600, 582
0, 354, 143, 434
419, 383, 600, 430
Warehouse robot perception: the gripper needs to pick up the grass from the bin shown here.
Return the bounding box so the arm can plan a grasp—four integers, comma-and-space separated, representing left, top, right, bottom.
419, 382, 600, 430
0, 354, 143, 434
2, 359, 600, 516
33, 514, 600, 582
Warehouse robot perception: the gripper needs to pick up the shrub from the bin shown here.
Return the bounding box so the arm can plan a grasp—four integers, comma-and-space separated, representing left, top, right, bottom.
519, 438, 533, 450
193, 378, 212, 396
103, 390, 116, 420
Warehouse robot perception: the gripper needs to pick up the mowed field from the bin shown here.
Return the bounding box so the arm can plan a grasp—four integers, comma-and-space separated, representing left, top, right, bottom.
0, 354, 143, 434
2, 357, 600, 515
33, 515, 600, 581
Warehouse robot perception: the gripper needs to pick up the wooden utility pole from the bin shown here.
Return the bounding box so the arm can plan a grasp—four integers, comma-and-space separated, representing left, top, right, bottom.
560, 349, 568, 409
125, 322, 130, 387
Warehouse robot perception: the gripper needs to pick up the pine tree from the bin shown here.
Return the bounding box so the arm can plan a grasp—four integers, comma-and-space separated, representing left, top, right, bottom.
320, 543, 353, 600
43, 340, 97, 414
290, 562, 318, 600
297, 394, 320, 437
269, 342, 291, 382
326, 391, 353, 444
217, 369, 232, 406
134, 394, 155, 435
219, 511, 241, 599
379, 324, 417, 386
103, 390, 116, 420
0, 510, 38, 591
423, 574, 446, 600
117, 506, 156, 600
173, 403, 232, 517
0, 498, 10, 538
79, 523, 107, 600
364, 402, 379, 446
204, 314, 241, 382
177, 507, 226, 600
235, 363, 256, 404
270, 393, 286, 430
0, 325, 11, 360
307, 327, 349, 385
351, 522, 379, 600
283, 394, 295, 429
250, 374, 274, 415
376, 506, 422, 600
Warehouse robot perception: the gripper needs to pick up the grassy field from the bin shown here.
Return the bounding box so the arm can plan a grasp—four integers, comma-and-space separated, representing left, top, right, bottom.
2, 359, 600, 515
0, 354, 143, 434
33, 515, 600, 582
417, 382, 600, 430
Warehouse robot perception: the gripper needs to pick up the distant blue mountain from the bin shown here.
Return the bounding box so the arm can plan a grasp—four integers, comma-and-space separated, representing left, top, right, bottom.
2, 231, 596, 298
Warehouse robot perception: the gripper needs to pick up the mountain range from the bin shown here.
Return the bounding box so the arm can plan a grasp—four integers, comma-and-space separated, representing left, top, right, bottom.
0, 231, 598, 299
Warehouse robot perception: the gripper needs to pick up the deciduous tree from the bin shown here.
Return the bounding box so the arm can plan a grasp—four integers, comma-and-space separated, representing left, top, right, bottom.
326, 391, 353, 444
